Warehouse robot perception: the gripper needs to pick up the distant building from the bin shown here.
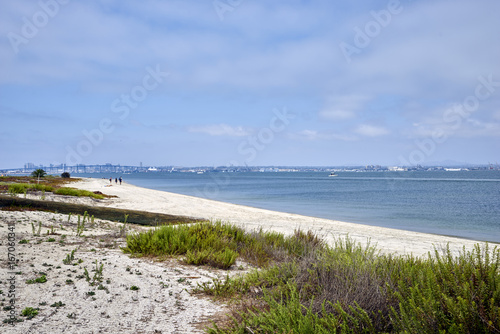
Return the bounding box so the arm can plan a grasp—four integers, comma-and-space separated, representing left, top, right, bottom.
388, 166, 406, 172
24, 162, 35, 170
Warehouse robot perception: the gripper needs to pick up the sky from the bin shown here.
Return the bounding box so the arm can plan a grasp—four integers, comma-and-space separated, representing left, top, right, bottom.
1, 0, 499, 169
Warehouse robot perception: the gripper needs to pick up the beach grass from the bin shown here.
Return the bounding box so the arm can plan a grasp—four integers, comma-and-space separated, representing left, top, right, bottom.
7, 183, 55, 194
206, 238, 500, 333
123, 221, 500, 333
5, 183, 104, 199
122, 221, 325, 269
54, 187, 105, 199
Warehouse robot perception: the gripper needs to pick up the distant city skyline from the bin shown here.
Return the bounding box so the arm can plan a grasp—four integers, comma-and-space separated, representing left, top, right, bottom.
3, 160, 498, 174
1, 1, 499, 169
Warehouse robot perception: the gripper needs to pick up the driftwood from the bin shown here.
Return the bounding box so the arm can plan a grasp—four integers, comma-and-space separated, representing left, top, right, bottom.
0, 194, 202, 226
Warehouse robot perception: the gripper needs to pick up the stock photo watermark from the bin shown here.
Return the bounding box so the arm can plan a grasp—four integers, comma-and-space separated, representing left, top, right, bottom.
7, 0, 70, 54
399, 74, 499, 166
5, 221, 19, 325
65, 65, 169, 165
234, 108, 296, 164
213, 0, 244, 21
195, 107, 295, 198
339, 0, 403, 64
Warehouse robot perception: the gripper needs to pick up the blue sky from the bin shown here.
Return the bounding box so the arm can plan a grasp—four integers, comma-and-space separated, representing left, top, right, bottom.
1, 0, 499, 168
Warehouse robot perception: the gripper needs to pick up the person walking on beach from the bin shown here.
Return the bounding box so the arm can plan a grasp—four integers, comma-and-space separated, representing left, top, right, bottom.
119, 177, 122, 185
115, 178, 118, 184
109, 177, 112, 184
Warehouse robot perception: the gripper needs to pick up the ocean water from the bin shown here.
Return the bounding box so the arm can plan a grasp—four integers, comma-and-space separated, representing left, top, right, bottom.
79, 171, 500, 243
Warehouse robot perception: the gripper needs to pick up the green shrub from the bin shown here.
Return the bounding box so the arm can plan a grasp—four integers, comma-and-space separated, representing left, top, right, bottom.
123, 221, 324, 270
61, 172, 71, 178
204, 237, 500, 333
390, 244, 500, 333
123, 221, 500, 333
211, 248, 239, 269
54, 187, 104, 199
20, 307, 38, 319
185, 248, 239, 269
50, 301, 65, 308
54, 187, 81, 197
196, 274, 249, 298
7, 183, 54, 194
8, 183, 29, 194
123, 221, 241, 269
210, 284, 379, 334
26, 275, 47, 284
185, 249, 213, 266
30, 184, 54, 192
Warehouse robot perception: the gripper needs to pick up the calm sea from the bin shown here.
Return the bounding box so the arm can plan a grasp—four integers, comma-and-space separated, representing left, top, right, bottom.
79, 171, 500, 243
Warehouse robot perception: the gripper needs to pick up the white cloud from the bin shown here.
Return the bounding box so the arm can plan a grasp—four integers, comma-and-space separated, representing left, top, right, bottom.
319, 109, 355, 121
413, 117, 500, 139
466, 119, 500, 137
2, 0, 499, 99
355, 124, 389, 137
290, 129, 357, 142
188, 124, 252, 137
319, 95, 370, 121
407, 102, 500, 139
1, 0, 499, 167
340, 1, 500, 99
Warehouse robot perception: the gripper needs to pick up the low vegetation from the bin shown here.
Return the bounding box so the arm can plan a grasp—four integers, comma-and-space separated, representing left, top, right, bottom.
63, 249, 77, 265
20, 307, 39, 320
2, 182, 104, 200
123, 221, 500, 333
0, 174, 106, 202
83, 260, 104, 286
0, 175, 76, 185
122, 221, 324, 269
26, 275, 47, 284
54, 187, 105, 199
7, 183, 55, 195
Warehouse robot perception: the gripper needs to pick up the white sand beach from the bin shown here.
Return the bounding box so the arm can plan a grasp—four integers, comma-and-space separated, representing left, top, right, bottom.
71, 177, 488, 258
0, 209, 233, 334
0, 177, 492, 333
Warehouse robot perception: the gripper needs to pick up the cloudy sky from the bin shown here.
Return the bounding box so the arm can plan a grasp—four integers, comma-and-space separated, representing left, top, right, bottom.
1, 0, 499, 168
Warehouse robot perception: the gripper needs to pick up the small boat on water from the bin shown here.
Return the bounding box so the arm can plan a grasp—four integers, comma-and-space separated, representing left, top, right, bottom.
328, 172, 338, 177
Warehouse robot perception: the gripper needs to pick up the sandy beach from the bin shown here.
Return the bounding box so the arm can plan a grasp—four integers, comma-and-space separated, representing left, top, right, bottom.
1, 177, 491, 333
0, 209, 237, 333
71, 177, 489, 258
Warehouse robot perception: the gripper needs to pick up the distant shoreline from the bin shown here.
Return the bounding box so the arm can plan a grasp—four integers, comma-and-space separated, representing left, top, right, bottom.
2, 163, 499, 175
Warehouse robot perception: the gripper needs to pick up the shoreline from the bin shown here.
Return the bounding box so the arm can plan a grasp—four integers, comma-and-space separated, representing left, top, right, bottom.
70, 177, 490, 257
